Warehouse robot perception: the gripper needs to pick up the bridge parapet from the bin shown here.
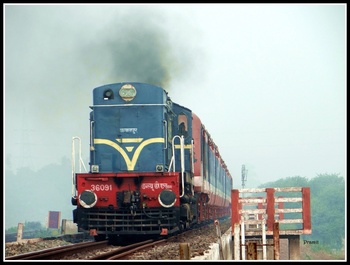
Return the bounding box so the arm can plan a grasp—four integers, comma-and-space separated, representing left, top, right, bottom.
231, 187, 311, 236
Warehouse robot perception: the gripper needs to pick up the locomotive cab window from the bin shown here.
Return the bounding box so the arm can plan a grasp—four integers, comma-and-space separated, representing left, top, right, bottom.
178, 114, 188, 138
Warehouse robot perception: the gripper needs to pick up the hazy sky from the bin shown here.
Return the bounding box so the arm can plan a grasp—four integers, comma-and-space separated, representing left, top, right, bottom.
4, 4, 346, 190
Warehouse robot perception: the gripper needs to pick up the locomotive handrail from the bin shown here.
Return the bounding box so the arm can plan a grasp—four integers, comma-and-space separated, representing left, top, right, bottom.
169, 135, 185, 198
191, 139, 194, 175
90, 120, 94, 151
71, 136, 87, 199
163, 120, 167, 149
191, 139, 195, 195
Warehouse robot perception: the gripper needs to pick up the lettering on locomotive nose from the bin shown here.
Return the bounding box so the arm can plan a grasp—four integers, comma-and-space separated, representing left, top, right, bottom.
141, 182, 173, 191
120, 128, 138, 134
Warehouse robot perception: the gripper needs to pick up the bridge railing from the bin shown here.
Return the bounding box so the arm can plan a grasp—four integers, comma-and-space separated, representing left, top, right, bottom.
231, 187, 311, 236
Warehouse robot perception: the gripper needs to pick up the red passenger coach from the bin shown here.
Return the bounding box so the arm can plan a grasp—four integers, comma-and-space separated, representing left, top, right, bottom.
192, 113, 232, 222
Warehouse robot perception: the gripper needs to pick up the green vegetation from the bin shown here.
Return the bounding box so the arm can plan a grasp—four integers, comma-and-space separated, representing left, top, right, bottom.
5, 221, 60, 239
260, 173, 345, 259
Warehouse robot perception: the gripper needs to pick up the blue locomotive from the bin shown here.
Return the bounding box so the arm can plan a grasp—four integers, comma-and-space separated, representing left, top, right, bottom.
71, 82, 232, 241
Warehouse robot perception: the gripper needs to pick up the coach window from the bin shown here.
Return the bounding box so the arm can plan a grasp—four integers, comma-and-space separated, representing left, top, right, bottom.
178, 114, 188, 138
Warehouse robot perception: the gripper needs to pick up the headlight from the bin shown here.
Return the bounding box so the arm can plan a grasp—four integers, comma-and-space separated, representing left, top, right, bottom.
119, 84, 137, 101
158, 190, 176, 208
79, 190, 97, 208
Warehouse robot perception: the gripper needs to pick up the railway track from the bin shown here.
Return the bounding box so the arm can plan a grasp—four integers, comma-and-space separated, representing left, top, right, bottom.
6, 238, 172, 260
5, 240, 109, 260
88, 239, 167, 260
6, 232, 201, 260
6, 218, 231, 260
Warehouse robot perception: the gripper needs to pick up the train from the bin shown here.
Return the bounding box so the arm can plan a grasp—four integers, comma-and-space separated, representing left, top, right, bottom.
71, 82, 233, 241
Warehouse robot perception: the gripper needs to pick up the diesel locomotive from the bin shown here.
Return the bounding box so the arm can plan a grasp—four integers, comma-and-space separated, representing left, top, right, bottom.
71, 82, 233, 241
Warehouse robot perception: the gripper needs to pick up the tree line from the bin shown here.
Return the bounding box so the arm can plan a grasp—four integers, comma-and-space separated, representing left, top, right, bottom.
259, 173, 345, 251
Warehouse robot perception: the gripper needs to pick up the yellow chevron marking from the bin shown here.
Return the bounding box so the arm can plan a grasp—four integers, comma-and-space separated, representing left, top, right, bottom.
94, 138, 165, 170
125, 146, 134, 152
116, 138, 143, 143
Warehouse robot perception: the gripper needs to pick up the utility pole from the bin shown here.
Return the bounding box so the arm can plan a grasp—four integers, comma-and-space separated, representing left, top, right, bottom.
241, 164, 248, 189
